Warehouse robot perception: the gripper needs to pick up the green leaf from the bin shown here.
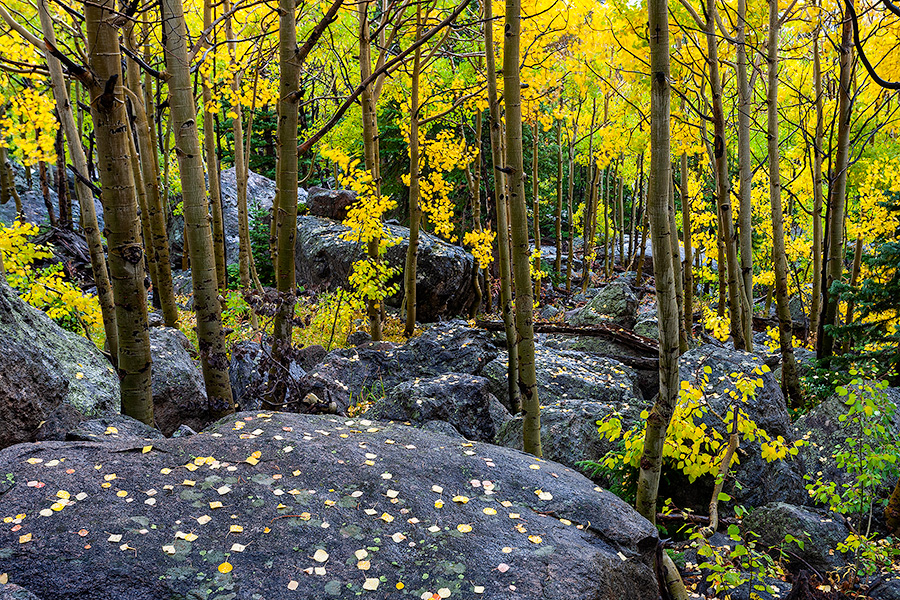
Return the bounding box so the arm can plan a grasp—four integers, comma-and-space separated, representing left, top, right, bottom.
717, 492, 732, 502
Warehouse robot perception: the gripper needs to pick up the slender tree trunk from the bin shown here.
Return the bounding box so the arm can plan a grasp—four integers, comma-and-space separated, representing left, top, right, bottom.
38, 0, 118, 357
85, 0, 153, 423
38, 159, 57, 227
767, 0, 803, 406
735, 0, 754, 341
844, 236, 864, 325
810, 23, 824, 336
669, 165, 687, 351
203, 0, 227, 290
617, 165, 625, 271
403, 5, 422, 338
681, 154, 693, 340
582, 164, 600, 292
226, 0, 257, 329
636, 6, 690, 598
504, 0, 541, 456
818, 1, 853, 360
359, 0, 383, 341
267, 0, 302, 406
532, 120, 541, 301
566, 140, 576, 292
123, 45, 178, 327
54, 125, 72, 229
162, 0, 235, 417
706, 0, 747, 349
554, 106, 563, 276
485, 0, 519, 412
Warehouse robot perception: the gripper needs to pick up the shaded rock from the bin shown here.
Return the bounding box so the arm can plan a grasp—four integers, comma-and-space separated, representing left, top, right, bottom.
369, 373, 512, 442
295, 216, 477, 321
633, 317, 659, 340
793, 385, 900, 494
538, 304, 560, 319
168, 167, 307, 268
147, 310, 165, 327
0, 411, 659, 600
228, 341, 306, 411
569, 282, 638, 328
679, 345, 805, 508
170, 424, 197, 437
489, 345, 645, 474
483, 344, 643, 410
149, 327, 213, 436
868, 577, 900, 600
347, 330, 372, 346
32, 404, 85, 443
0, 583, 41, 600
65, 415, 164, 442
298, 320, 498, 415
0, 281, 118, 449
306, 186, 356, 221
0, 162, 103, 230
741, 502, 851, 573
295, 344, 327, 371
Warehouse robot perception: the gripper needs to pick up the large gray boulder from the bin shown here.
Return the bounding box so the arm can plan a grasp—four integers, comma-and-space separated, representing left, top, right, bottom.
306, 186, 356, 221
297, 320, 498, 414
0, 411, 660, 600
295, 215, 477, 321
0, 162, 104, 230
149, 327, 214, 436
489, 346, 645, 475
569, 282, 638, 328
0, 282, 118, 449
168, 167, 307, 268
227, 340, 308, 412
369, 373, 512, 442
793, 384, 900, 495
741, 502, 851, 573
678, 346, 806, 508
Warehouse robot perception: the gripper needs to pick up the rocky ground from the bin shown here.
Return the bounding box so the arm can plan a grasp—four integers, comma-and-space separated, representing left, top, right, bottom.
2, 168, 898, 599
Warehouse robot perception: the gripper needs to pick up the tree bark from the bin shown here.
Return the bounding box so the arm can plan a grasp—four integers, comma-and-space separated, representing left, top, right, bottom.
681, 154, 693, 340
705, 0, 748, 349
504, 0, 541, 456
38, 0, 119, 358
735, 0, 754, 346
403, 4, 422, 338
818, 0, 853, 361
669, 165, 686, 351
202, 0, 227, 290
554, 105, 563, 276
85, 0, 153, 424
810, 21, 824, 336
532, 119, 541, 302
162, 0, 235, 417
636, 0, 681, 525
485, 0, 519, 412
767, 0, 803, 407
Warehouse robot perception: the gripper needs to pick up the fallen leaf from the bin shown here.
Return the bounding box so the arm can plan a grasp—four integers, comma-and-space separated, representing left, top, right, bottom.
218, 562, 233, 573
362, 578, 380, 591
313, 549, 329, 563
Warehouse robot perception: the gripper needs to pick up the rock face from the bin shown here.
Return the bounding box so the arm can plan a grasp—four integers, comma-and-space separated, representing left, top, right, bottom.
65, 415, 165, 442
369, 374, 512, 442
149, 327, 213, 436
0, 411, 660, 600
569, 283, 638, 328
793, 384, 900, 494
168, 168, 308, 268
306, 186, 357, 221
677, 345, 805, 508
298, 321, 499, 415
295, 215, 477, 322
0, 162, 104, 230
490, 346, 645, 473
228, 340, 308, 412
0, 282, 119, 449
742, 502, 851, 573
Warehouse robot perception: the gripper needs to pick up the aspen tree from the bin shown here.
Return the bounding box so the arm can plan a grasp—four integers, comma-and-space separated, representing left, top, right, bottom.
767, 0, 803, 406
404, 2, 423, 337
202, 0, 227, 290
85, 0, 153, 423
34, 0, 119, 358
486, 0, 519, 412
162, 0, 235, 417
818, 1, 853, 360
504, 0, 541, 455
